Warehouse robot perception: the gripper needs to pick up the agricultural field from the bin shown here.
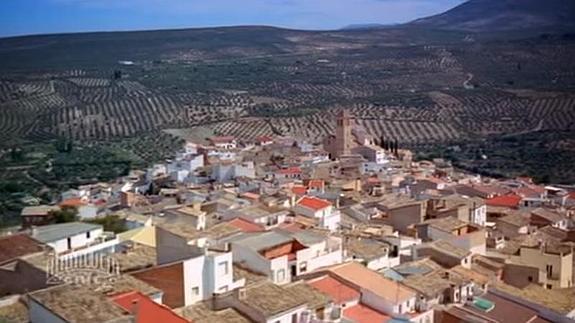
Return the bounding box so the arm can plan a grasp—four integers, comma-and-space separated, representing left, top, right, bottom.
0, 25, 574, 196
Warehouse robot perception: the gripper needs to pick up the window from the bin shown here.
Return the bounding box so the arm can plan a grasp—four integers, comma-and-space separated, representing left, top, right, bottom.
528, 276, 533, 282
291, 313, 298, 323
299, 262, 308, 273
398, 304, 402, 313
218, 261, 229, 276
191, 287, 199, 296
546, 264, 553, 278
67, 237, 72, 250
86, 231, 91, 239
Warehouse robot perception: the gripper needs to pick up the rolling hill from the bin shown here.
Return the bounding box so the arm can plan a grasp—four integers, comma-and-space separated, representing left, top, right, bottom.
410, 0, 575, 32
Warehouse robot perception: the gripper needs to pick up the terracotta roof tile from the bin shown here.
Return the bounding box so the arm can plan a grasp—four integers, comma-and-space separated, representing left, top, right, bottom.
297, 196, 332, 211
486, 194, 522, 208
112, 291, 189, 323
228, 218, 265, 233
343, 303, 391, 323
307, 276, 360, 304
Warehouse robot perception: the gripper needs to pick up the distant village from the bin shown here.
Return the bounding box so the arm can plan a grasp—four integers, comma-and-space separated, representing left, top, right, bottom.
1, 110, 575, 323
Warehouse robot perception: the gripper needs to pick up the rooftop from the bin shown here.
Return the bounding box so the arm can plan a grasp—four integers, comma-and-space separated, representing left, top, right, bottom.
112, 291, 188, 323
29, 284, 128, 323
307, 275, 360, 304
240, 281, 307, 317
327, 262, 415, 303
20, 205, 60, 217
345, 237, 389, 261
425, 240, 471, 259
31, 222, 101, 243
231, 231, 293, 252
227, 218, 265, 233
402, 269, 469, 298
0, 233, 45, 264
486, 194, 522, 208
159, 221, 241, 242
111, 242, 157, 273
427, 217, 468, 233
285, 281, 331, 310
343, 303, 391, 323
531, 207, 565, 223
297, 196, 332, 211
178, 301, 250, 323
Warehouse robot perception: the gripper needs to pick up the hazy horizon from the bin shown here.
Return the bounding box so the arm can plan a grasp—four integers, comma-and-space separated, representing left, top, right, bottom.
0, 0, 466, 38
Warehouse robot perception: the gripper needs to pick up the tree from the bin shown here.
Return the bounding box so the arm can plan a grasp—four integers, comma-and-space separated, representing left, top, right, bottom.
50, 206, 79, 223
87, 215, 127, 234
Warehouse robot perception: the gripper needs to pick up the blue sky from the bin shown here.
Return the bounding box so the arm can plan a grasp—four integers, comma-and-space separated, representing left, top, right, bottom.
0, 0, 465, 38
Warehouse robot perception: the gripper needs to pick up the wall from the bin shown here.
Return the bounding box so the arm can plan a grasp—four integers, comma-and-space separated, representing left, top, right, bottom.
156, 227, 197, 265
49, 227, 103, 254
266, 305, 308, 323
29, 298, 67, 323
389, 203, 424, 234
183, 256, 205, 305
513, 247, 573, 289
133, 262, 185, 308
503, 263, 542, 289
0, 260, 47, 296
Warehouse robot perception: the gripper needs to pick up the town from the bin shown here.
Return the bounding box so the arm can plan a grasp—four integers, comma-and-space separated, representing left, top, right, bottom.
1, 110, 574, 323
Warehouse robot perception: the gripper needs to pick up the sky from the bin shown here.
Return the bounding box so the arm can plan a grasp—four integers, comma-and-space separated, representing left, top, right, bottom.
0, 0, 466, 38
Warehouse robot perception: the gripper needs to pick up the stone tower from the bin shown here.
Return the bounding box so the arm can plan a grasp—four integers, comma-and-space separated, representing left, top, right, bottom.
335, 110, 353, 158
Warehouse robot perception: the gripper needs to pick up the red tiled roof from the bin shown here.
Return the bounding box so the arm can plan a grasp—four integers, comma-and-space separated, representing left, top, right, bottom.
241, 192, 260, 200
307, 276, 360, 304
112, 291, 189, 323
278, 167, 302, 175
228, 218, 265, 233
0, 234, 45, 264
486, 194, 522, 208
59, 198, 86, 207
343, 304, 391, 323
297, 196, 331, 211
256, 136, 273, 143
292, 186, 307, 196
278, 222, 304, 232
210, 136, 235, 144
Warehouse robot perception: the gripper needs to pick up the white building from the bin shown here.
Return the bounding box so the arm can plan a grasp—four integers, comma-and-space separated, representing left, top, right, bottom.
210, 136, 237, 150
231, 230, 343, 285
293, 196, 341, 232
212, 161, 256, 182
31, 222, 119, 259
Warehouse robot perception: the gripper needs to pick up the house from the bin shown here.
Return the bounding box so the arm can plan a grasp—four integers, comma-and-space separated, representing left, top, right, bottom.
165, 205, 207, 231
210, 281, 309, 323
495, 211, 531, 239
0, 234, 48, 297
59, 198, 99, 219
210, 136, 237, 149
231, 230, 343, 285
30, 222, 119, 259
318, 262, 434, 322
212, 162, 256, 182
375, 195, 426, 234
486, 194, 523, 210
135, 225, 246, 308
415, 240, 472, 269
429, 195, 487, 226
401, 268, 474, 310
417, 217, 486, 255
307, 274, 394, 323
255, 136, 274, 146
28, 275, 163, 323
440, 290, 555, 323
505, 240, 573, 289
345, 237, 400, 271
20, 205, 60, 228
221, 204, 290, 229
530, 208, 569, 230
274, 166, 303, 180
293, 196, 340, 231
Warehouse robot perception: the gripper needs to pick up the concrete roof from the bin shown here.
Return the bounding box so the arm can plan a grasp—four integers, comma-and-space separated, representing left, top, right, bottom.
231, 231, 293, 252
31, 222, 101, 243
240, 281, 307, 317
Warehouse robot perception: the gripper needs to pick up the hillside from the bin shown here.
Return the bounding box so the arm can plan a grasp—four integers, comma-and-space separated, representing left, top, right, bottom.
410, 0, 575, 32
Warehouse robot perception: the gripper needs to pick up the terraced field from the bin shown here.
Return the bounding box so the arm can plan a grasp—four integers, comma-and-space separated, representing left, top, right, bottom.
0, 26, 574, 182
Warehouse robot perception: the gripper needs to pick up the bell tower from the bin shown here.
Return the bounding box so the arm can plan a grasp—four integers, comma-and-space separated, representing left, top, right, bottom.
335, 110, 353, 158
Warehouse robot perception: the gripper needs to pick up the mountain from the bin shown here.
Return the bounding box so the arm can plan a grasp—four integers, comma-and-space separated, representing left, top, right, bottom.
410, 0, 575, 32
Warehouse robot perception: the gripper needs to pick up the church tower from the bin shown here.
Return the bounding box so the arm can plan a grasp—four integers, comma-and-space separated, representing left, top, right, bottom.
335, 110, 353, 158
